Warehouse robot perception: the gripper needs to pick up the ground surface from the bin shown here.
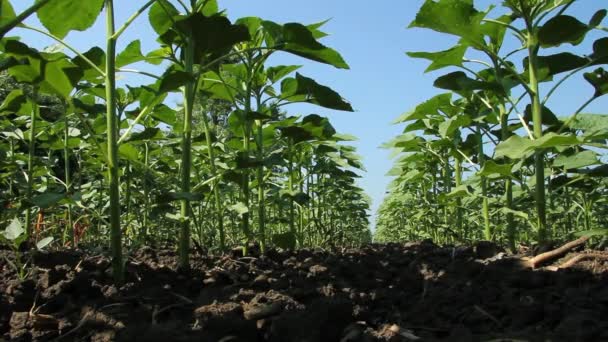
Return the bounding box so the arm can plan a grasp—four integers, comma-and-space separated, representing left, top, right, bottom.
1, 241, 607, 342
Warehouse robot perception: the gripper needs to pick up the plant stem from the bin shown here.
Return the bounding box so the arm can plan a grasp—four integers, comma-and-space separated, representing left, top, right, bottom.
0, 0, 52, 38
527, 36, 548, 242
200, 104, 225, 251
178, 35, 196, 269
25, 88, 38, 237
64, 114, 73, 246
105, 0, 124, 284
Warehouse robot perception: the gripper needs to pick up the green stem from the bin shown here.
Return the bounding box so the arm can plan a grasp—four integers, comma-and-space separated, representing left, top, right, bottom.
478, 126, 491, 241
25, 88, 38, 237
105, 0, 124, 284
527, 36, 548, 242
0, 0, 52, 38
112, 0, 158, 40
143, 142, 149, 240
22, 25, 106, 77
64, 114, 73, 247
200, 104, 225, 251
288, 139, 296, 249
501, 107, 515, 250
178, 35, 196, 269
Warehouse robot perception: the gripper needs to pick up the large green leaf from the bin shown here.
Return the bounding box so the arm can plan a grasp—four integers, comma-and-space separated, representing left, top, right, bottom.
148, 0, 179, 36
0, 0, 16, 29
31, 192, 65, 208
495, 133, 582, 159
174, 13, 250, 58
434, 71, 497, 93
36, 0, 104, 39
262, 21, 349, 69
407, 45, 467, 72
478, 160, 513, 178
553, 150, 600, 169
267, 65, 301, 83
0, 89, 32, 115
394, 93, 452, 123
438, 114, 471, 138
280, 73, 353, 111
538, 15, 589, 48
409, 0, 486, 48
526, 53, 588, 81
116, 40, 146, 68
569, 113, 608, 134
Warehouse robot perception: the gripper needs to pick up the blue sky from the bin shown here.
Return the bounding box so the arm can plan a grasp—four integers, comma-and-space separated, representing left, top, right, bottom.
11, 1, 608, 228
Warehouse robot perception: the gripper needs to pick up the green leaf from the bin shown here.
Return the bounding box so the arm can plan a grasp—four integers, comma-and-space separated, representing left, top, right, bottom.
199, 0, 218, 16
438, 114, 471, 138
575, 229, 608, 238
175, 13, 250, 58
523, 104, 559, 126
36, 236, 53, 250
409, 0, 486, 48
158, 192, 204, 203
158, 70, 194, 93
569, 113, 608, 133
3, 218, 24, 241
267, 65, 301, 83
590, 9, 607, 27
39, 58, 83, 99
498, 207, 529, 220
262, 21, 349, 69
31, 192, 65, 208
36, 0, 105, 39
150, 104, 176, 125
434, 71, 497, 93
149, 0, 179, 36
527, 53, 588, 81
127, 127, 161, 142
0, 0, 16, 29
394, 93, 452, 123
584, 68, 608, 97
119, 143, 139, 161
538, 15, 588, 48
0, 89, 32, 115
116, 40, 146, 68
229, 202, 249, 217
72, 46, 106, 81
407, 45, 467, 72
280, 73, 353, 111
478, 160, 513, 177
495, 133, 582, 159
553, 150, 599, 169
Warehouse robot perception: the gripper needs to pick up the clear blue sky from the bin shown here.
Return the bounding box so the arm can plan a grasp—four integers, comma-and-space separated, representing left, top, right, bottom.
11, 1, 608, 228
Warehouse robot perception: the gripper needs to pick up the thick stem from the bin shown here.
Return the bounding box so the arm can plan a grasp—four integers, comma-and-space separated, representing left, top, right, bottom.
527, 38, 548, 242
105, 0, 124, 283
178, 36, 196, 269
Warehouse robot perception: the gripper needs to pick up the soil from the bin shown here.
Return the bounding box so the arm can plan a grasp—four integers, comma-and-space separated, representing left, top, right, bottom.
1, 241, 607, 342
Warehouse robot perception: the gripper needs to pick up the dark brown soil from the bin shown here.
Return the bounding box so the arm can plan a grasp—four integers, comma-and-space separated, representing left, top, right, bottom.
1, 241, 607, 342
